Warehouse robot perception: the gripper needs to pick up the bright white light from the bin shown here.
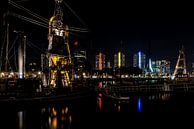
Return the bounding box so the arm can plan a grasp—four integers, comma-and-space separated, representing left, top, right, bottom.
149, 58, 153, 72
18, 50, 23, 79
38, 71, 41, 75
0, 72, 5, 77
138, 51, 141, 69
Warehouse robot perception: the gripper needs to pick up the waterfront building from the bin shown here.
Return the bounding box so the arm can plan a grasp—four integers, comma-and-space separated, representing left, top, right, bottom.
114, 51, 125, 68
133, 51, 146, 71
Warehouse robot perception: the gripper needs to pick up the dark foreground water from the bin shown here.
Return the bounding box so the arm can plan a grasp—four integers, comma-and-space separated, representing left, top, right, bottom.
0, 93, 194, 129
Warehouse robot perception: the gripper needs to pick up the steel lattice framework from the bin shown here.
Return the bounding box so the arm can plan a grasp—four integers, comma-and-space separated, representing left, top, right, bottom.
172, 45, 187, 79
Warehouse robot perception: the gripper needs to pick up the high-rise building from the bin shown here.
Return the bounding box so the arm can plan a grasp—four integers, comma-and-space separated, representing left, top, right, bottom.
133, 51, 146, 71
107, 61, 111, 69
154, 60, 171, 76
191, 63, 194, 76
95, 51, 106, 70
73, 49, 87, 74
74, 50, 86, 58
114, 51, 125, 68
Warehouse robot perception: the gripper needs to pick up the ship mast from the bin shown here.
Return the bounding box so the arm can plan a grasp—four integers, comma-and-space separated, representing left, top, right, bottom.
5, 23, 9, 72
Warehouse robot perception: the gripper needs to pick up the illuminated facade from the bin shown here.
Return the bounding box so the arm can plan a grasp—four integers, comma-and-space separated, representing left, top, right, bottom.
107, 60, 111, 69
95, 51, 106, 70
74, 50, 86, 61
114, 51, 125, 68
133, 51, 146, 70
73, 50, 87, 75
191, 63, 194, 77
152, 60, 171, 76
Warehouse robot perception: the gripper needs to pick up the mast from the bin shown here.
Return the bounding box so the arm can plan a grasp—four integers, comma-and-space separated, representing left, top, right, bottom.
5, 23, 9, 72
18, 32, 26, 79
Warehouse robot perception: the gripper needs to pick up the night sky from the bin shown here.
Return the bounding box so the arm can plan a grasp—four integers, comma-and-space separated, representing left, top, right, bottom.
1, 0, 194, 72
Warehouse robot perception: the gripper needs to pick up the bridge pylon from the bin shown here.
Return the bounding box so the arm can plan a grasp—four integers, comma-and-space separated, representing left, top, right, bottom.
172, 45, 187, 80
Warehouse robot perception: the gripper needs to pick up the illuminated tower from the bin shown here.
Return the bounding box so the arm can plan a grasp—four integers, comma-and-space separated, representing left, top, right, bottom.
172, 45, 187, 79
46, 0, 72, 87
73, 49, 86, 76
133, 51, 146, 70
95, 51, 106, 70
114, 51, 125, 68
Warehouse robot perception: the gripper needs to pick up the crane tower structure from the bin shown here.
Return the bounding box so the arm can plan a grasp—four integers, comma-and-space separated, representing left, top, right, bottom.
46, 0, 72, 88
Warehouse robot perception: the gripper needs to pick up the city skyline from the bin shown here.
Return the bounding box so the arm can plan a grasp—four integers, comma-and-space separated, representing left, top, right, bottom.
1, 0, 194, 72
1, 0, 194, 116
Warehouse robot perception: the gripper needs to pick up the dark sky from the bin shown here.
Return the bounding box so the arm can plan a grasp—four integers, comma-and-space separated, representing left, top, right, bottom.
1, 0, 194, 71
64, 1, 194, 70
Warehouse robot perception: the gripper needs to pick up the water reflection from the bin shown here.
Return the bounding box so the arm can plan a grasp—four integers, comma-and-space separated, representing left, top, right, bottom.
100, 93, 173, 112
1, 92, 194, 129
97, 93, 103, 110
45, 105, 72, 129
137, 97, 142, 112
18, 111, 25, 129
117, 103, 121, 112
15, 105, 73, 129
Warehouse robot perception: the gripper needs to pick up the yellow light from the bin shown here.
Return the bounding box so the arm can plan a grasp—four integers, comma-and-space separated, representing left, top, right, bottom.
51, 117, 57, 129
49, 16, 55, 34
1, 72, 4, 76
69, 115, 72, 124
118, 52, 121, 68
65, 107, 69, 114
10, 72, 14, 75
118, 105, 121, 112
52, 108, 57, 116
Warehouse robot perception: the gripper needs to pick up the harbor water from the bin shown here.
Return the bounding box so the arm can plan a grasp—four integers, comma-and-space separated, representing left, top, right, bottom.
0, 90, 194, 129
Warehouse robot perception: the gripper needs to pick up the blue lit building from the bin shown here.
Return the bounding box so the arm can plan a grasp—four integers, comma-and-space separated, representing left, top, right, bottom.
133, 51, 146, 71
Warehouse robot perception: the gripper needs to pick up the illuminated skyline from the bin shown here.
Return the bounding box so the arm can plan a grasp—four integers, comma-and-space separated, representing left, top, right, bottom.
1, 0, 194, 72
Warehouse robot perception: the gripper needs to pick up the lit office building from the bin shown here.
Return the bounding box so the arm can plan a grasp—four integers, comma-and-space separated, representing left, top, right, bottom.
154, 60, 171, 76
74, 49, 86, 62
73, 49, 87, 74
95, 51, 106, 70
114, 51, 125, 68
133, 51, 146, 70
107, 61, 111, 69
191, 63, 194, 77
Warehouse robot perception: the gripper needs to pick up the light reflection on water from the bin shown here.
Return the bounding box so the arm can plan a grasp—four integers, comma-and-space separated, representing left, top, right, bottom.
137, 97, 142, 112
100, 93, 172, 113
45, 105, 72, 129
1, 93, 194, 128
18, 111, 24, 129
15, 105, 73, 129
97, 93, 103, 110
